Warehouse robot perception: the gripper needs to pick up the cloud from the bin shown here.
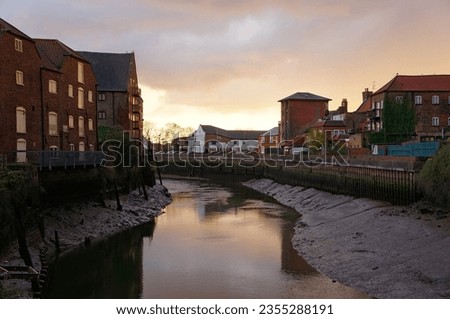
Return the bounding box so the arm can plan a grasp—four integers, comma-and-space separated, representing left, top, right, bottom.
2, 0, 450, 129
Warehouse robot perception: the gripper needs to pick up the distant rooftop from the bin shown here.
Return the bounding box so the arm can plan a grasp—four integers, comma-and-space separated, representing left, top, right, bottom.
199, 124, 266, 140
278, 92, 331, 102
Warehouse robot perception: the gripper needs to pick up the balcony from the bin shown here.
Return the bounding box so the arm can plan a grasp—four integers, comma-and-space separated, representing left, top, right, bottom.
132, 105, 142, 113
131, 86, 141, 97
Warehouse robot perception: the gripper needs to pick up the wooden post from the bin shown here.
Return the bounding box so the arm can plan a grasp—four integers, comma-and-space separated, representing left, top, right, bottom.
113, 180, 122, 211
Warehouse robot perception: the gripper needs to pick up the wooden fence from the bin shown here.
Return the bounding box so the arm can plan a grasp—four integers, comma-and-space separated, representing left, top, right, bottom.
261, 164, 418, 205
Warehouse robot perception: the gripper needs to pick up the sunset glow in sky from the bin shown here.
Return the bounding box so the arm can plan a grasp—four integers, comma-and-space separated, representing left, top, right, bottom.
2, 0, 450, 130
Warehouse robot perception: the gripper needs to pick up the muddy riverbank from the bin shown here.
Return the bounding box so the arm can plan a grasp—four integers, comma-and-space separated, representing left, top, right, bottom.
243, 178, 450, 298
0, 184, 171, 298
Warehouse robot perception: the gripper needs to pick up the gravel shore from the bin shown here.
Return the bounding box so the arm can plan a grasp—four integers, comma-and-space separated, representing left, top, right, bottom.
0, 184, 172, 298
243, 178, 450, 298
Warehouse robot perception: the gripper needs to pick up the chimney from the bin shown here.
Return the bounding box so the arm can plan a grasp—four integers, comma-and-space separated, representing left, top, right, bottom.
362, 88, 372, 102
341, 98, 348, 113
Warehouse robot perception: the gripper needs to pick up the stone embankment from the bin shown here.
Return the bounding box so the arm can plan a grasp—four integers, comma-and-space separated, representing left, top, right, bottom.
243, 178, 450, 298
0, 184, 171, 298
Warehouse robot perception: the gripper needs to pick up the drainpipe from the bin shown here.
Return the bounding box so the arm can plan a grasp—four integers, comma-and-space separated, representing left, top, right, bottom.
39, 68, 45, 151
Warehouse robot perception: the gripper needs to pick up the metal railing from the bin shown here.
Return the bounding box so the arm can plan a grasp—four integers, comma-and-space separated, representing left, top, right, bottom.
10, 151, 105, 170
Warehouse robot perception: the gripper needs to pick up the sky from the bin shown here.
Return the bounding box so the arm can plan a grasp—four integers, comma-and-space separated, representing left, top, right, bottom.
2, 0, 450, 130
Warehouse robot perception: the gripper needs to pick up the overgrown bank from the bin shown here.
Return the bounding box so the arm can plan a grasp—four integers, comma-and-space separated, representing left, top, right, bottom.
0, 165, 172, 298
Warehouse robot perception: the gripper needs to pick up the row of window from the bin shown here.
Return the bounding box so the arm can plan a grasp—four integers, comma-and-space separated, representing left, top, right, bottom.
431, 117, 450, 127
16, 107, 93, 136
374, 95, 450, 109
16, 71, 93, 109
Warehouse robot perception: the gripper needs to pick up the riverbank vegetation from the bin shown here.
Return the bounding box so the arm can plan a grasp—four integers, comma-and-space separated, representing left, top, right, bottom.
418, 144, 450, 209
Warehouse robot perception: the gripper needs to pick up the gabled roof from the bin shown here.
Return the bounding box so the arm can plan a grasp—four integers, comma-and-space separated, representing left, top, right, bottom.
0, 18, 33, 41
78, 51, 134, 91
35, 39, 88, 71
261, 127, 279, 136
199, 124, 265, 140
374, 74, 450, 94
278, 92, 331, 102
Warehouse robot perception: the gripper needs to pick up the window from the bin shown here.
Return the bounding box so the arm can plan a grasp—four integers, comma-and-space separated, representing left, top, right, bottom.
89, 144, 94, 151
396, 96, 403, 104
68, 115, 74, 128
69, 144, 75, 151
88, 118, 93, 131
432, 95, 440, 105
98, 93, 106, 101
15, 38, 23, 52
448, 117, 450, 127
16, 139, 26, 163
79, 142, 85, 152
16, 107, 26, 133
68, 85, 74, 98
415, 95, 422, 105
88, 91, 93, 102
78, 88, 84, 109
16, 70, 24, 85
77, 62, 84, 83
432, 117, 439, 126
98, 111, 106, 119
448, 96, 450, 105
49, 112, 58, 135
78, 116, 85, 137
49, 80, 57, 94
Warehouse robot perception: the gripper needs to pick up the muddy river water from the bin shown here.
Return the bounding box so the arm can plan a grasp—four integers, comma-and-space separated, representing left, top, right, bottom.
46, 178, 368, 298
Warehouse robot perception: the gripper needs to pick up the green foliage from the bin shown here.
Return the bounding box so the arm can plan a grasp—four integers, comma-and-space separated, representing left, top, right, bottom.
417, 144, 450, 209
368, 96, 416, 144
98, 125, 123, 143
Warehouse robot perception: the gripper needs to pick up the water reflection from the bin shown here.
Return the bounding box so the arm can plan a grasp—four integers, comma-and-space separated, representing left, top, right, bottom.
46, 223, 154, 298
46, 178, 369, 299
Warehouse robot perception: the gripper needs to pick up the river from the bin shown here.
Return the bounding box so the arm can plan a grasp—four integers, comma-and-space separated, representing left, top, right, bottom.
45, 178, 368, 298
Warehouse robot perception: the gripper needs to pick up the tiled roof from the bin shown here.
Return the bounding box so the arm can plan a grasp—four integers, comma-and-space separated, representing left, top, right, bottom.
0, 18, 32, 40
278, 92, 331, 102
374, 74, 450, 93
200, 125, 265, 140
78, 51, 134, 91
35, 39, 88, 71
355, 98, 372, 113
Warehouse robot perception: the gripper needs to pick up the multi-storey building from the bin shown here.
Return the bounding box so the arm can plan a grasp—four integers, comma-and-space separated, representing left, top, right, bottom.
278, 92, 331, 142
367, 75, 450, 141
35, 39, 97, 151
0, 18, 43, 161
78, 51, 144, 142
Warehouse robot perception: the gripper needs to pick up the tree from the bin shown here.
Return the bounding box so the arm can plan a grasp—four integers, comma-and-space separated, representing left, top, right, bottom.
143, 121, 193, 144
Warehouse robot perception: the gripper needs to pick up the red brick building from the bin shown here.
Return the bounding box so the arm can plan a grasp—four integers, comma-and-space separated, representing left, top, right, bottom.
366, 75, 450, 141
279, 92, 331, 142
35, 39, 97, 151
0, 18, 43, 161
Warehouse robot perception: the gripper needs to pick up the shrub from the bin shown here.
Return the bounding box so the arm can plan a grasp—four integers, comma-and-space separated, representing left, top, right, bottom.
417, 144, 450, 209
